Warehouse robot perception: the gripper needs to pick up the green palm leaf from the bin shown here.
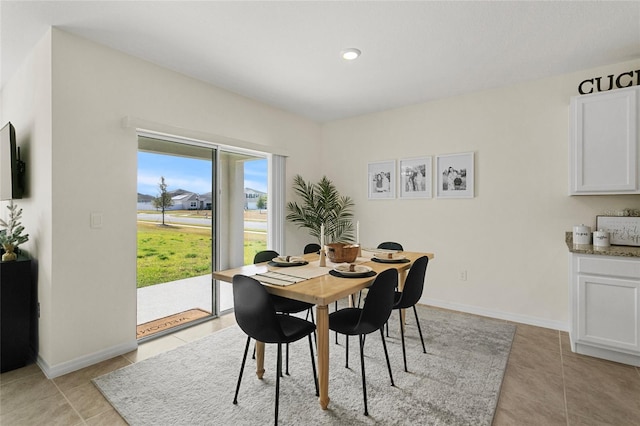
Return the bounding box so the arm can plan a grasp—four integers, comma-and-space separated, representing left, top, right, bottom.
286, 175, 354, 243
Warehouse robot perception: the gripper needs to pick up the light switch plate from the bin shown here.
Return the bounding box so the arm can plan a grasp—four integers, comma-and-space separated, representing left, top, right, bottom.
90, 212, 103, 229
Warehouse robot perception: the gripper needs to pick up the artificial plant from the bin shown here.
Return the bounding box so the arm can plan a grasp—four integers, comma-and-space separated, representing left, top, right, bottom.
0, 201, 29, 260
286, 175, 355, 243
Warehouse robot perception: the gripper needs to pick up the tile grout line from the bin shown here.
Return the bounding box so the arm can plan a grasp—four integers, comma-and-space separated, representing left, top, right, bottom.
558, 331, 570, 426
51, 379, 88, 426
121, 350, 139, 365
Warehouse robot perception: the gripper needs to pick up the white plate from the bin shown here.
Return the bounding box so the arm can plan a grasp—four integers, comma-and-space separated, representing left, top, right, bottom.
373, 253, 406, 261
333, 264, 373, 275
273, 256, 306, 264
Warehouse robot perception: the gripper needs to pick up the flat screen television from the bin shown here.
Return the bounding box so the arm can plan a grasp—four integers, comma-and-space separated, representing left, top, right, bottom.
0, 122, 25, 200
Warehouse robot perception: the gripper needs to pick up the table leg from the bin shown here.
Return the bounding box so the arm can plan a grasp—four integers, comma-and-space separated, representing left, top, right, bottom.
255, 341, 265, 379
316, 304, 330, 409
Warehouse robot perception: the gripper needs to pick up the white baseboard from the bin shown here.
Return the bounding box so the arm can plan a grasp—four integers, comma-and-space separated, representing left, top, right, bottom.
423, 298, 569, 332
37, 339, 138, 379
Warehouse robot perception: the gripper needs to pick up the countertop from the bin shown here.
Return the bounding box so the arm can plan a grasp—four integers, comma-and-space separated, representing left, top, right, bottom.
566, 232, 640, 258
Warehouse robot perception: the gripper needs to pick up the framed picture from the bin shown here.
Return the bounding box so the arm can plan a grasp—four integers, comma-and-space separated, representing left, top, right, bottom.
399, 156, 432, 199
596, 215, 640, 246
436, 152, 474, 198
368, 160, 396, 199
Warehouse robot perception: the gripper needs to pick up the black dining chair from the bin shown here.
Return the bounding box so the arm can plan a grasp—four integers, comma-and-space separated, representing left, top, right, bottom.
329, 268, 397, 416
355, 241, 405, 308
253, 250, 316, 375
232, 275, 318, 425
303, 243, 321, 254
392, 255, 429, 372
378, 241, 404, 251
254, 250, 280, 264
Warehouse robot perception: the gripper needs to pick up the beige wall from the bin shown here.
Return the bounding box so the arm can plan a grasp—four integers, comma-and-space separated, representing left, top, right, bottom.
2, 29, 321, 376
321, 59, 640, 329
0, 31, 54, 365
2, 26, 639, 376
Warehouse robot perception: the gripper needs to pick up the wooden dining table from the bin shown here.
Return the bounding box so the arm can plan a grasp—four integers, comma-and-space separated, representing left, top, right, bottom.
212, 250, 434, 410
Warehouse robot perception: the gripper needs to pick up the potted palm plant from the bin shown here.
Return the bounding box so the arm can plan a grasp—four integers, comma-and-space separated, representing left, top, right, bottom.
0, 201, 29, 261
286, 175, 355, 244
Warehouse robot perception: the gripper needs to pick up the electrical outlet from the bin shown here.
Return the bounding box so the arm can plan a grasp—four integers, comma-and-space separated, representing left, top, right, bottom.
459, 270, 467, 281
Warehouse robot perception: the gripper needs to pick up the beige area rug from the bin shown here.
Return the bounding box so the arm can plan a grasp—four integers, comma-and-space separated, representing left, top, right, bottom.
97, 306, 515, 425
136, 308, 211, 339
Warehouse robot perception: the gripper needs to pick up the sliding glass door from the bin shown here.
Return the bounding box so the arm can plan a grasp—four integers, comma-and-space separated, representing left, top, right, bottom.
136, 136, 216, 340
135, 133, 273, 339
216, 151, 268, 312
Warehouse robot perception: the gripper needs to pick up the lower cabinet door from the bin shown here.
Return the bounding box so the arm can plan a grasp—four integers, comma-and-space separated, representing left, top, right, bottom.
577, 274, 640, 353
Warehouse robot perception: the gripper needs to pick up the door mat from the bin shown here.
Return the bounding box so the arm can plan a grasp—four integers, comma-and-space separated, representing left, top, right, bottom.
137, 308, 211, 339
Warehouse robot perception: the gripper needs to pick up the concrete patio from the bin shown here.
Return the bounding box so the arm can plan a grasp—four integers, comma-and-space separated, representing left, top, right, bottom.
137, 275, 233, 325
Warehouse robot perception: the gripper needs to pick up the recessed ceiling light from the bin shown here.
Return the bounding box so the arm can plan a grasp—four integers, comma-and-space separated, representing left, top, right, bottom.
341, 48, 361, 61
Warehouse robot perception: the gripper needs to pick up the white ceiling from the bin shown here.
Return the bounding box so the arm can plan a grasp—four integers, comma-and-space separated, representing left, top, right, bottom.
2, 1, 640, 122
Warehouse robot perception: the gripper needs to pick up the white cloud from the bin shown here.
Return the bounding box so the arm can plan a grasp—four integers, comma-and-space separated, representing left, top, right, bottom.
244, 179, 267, 193
138, 171, 211, 194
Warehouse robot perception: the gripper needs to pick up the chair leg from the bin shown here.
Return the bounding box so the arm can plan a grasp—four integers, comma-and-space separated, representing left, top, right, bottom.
308, 334, 319, 397
359, 334, 368, 416
309, 308, 317, 350
399, 310, 408, 372
379, 328, 395, 386
413, 305, 426, 353
334, 302, 338, 345
285, 343, 290, 376
233, 336, 251, 405
283, 315, 289, 377
345, 335, 349, 368
275, 343, 282, 426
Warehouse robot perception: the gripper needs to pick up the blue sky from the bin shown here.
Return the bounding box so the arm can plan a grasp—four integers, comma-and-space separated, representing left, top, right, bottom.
243, 157, 268, 193
137, 152, 267, 195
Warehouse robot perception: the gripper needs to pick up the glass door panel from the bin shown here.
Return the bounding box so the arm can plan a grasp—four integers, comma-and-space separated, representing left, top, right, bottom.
216, 151, 268, 312
136, 136, 216, 340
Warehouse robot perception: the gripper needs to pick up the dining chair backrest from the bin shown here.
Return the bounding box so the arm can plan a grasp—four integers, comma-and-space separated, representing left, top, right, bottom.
253, 250, 279, 264
232, 274, 285, 344
377, 241, 404, 251
357, 268, 398, 334
303, 243, 321, 254
395, 256, 429, 309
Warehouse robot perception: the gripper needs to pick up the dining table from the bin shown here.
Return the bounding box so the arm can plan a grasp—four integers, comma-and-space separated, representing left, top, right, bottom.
212, 249, 435, 410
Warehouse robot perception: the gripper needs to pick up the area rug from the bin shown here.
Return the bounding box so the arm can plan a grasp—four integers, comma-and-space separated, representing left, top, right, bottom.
136, 308, 211, 339
94, 306, 515, 425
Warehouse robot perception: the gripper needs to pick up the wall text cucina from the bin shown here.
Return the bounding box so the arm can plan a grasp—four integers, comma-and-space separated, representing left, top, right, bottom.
578, 70, 640, 95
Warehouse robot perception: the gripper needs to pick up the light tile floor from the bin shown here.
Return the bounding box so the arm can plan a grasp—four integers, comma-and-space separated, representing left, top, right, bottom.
2, 310, 639, 425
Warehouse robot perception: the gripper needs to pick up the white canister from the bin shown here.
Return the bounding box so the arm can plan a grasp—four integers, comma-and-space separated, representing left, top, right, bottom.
573, 224, 592, 245
593, 230, 610, 247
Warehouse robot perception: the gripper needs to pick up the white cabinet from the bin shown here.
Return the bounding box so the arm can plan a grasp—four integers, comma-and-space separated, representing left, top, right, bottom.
569, 86, 640, 195
569, 254, 640, 366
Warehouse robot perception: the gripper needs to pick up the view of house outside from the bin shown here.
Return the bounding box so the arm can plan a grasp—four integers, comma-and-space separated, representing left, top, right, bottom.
137, 152, 267, 288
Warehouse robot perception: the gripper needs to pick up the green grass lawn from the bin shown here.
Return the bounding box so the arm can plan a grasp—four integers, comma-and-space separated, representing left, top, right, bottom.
243, 232, 267, 265
137, 222, 266, 287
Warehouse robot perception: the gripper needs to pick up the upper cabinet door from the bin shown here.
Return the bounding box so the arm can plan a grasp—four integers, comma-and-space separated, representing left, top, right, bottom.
570, 87, 639, 195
